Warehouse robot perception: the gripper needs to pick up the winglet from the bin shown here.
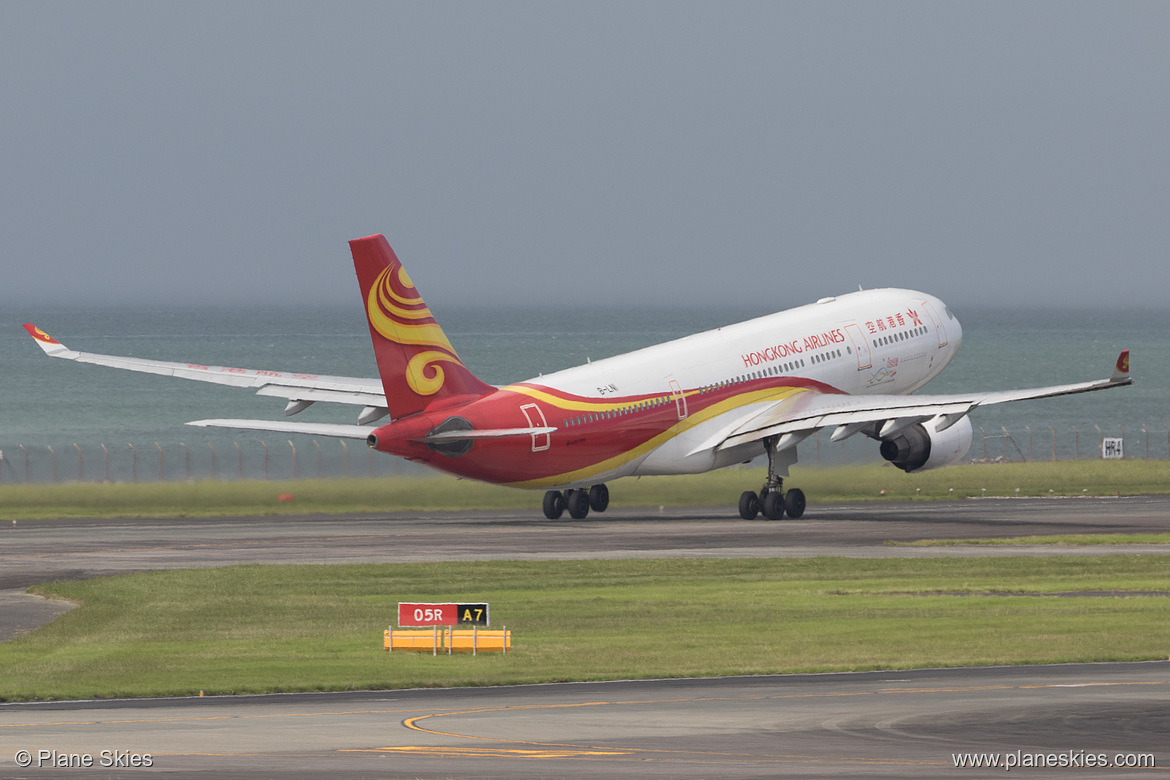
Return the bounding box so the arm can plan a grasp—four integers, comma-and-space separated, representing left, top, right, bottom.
23, 323, 77, 358
1110, 350, 1130, 383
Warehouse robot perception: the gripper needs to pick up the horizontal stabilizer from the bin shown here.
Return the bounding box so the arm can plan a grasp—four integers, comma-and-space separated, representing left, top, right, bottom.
419, 427, 557, 443
187, 419, 374, 440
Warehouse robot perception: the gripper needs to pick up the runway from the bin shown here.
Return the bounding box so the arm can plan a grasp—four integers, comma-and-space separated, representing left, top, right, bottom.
4, 496, 1170, 592
2, 663, 1165, 777
2, 497, 1168, 777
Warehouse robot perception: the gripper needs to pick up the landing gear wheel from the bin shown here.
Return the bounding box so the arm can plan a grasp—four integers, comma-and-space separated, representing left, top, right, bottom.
542, 490, 565, 520
588, 483, 609, 513
566, 489, 590, 519
738, 491, 760, 520
734, 434, 809, 520
784, 488, 806, 519
762, 490, 786, 521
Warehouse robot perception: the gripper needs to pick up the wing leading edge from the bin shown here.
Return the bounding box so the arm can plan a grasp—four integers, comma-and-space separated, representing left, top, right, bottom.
707, 350, 1132, 454
23, 323, 552, 446
23, 323, 388, 421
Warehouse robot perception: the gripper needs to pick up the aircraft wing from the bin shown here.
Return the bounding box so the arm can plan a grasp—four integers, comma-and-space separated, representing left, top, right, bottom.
705, 351, 1132, 453
188, 419, 555, 444
24, 323, 387, 418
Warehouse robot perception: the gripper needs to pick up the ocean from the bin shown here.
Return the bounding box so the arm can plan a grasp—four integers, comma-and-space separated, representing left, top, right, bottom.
2, 303, 1166, 483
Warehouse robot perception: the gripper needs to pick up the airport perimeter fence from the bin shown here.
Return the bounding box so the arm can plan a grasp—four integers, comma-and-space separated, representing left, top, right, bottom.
1, 423, 1167, 486
0, 437, 430, 486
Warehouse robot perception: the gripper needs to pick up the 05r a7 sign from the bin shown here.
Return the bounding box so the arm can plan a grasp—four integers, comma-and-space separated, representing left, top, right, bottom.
398, 603, 489, 626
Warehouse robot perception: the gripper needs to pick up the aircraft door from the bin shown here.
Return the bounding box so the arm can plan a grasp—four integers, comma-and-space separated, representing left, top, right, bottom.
520, 403, 551, 452
844, 323, 872, 370
923, 303, 949, 347
668, 380, 688, 420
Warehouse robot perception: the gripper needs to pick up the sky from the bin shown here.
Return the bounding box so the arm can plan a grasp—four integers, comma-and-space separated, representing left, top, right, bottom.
2, 1, 1168, 311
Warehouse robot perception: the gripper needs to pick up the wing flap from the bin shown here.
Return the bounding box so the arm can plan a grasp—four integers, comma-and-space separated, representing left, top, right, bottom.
717, 398, 976, 451
254, 385, 387, 407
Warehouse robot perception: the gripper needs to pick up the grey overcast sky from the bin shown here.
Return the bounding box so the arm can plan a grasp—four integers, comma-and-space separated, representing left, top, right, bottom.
2, 1, 1167, 310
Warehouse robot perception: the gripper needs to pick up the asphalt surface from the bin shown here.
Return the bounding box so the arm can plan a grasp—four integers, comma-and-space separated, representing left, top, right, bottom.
2, 663, 1166, 778
4, 496, 1170, 593
2, 497, 1168, 777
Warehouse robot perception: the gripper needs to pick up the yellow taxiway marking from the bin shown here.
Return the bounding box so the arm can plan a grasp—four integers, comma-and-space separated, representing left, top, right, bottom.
7, 679, 1166, 766
393, 678, 1170, 765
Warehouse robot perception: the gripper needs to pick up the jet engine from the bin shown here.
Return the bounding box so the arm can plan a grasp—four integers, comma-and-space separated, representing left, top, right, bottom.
878, 416, 973, 473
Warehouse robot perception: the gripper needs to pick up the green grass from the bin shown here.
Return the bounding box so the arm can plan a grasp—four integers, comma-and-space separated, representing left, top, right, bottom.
0, 460, 1167, 520
3, 557, 1168, 701
896, 534, 1170, 546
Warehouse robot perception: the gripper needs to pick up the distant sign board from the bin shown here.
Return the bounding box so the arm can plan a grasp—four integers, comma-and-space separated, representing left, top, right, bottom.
1102, 438, 1124, 460
398, 602, 489, 627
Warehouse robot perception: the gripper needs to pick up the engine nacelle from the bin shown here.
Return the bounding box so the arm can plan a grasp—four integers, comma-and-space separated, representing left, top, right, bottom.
879, 416, 973, 473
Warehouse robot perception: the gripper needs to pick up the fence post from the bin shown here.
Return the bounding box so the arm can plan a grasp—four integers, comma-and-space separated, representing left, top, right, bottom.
1095, 426, 1102, 458
1025, 426, 1032, 461
129, 444, 137, 482
313, 439, 322, 478
289, 440, 297, 479
262, 441, 269, 480
1143, 425, 1149, 460
208, 443, 217, 479
181, 443, 190, 480
1072, 426, 1079, 460
156, 442, 164, 481
48, 446, 58, 483
340, 440, 349, 477
20, 445, 29, 483
1049, 426, 1055, 461
235, 442, 243, 479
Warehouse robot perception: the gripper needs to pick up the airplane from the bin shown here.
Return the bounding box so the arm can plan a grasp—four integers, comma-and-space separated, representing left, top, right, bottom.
25, 234, 1132, 521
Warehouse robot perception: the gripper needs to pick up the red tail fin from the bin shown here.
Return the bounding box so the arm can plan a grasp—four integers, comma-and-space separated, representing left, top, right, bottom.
350, 234, 494, 419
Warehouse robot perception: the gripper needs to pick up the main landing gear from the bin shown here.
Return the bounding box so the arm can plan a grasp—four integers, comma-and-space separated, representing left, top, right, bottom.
738, 435, 806, 520
543, 483, 609, 520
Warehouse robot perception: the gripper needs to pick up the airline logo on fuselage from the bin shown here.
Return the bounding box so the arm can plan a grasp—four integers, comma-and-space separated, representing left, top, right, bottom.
866, 309, 919, 334
741, 329, 845, 368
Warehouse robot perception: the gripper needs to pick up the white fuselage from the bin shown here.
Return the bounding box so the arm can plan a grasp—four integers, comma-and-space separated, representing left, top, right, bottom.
519, 289, 963, 484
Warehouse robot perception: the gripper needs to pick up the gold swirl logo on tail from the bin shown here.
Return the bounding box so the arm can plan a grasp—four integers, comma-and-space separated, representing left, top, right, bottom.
406, 351, 465, 396
367, 265, 462, 396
